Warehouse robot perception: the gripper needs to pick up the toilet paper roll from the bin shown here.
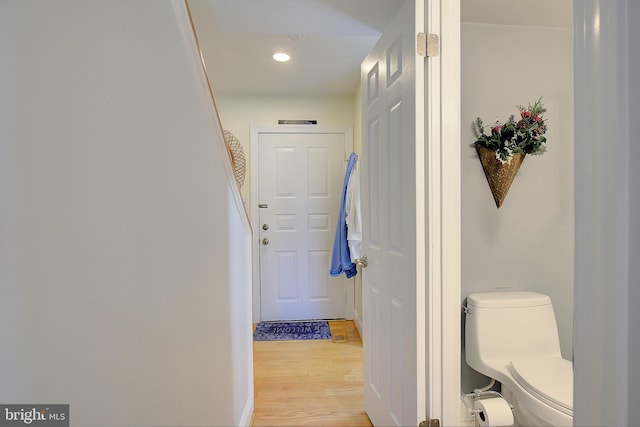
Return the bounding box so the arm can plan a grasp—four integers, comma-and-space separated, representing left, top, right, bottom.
473, 397, 514, 427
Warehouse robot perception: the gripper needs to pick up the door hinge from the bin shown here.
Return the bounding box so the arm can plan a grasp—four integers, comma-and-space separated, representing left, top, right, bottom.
419, 419, 440, 427
417, 33, 439, 57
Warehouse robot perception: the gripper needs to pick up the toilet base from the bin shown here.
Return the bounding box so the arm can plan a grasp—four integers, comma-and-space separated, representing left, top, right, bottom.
502, 387, 569, 427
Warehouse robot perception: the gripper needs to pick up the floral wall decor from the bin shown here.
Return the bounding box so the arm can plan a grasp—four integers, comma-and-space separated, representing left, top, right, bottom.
472, 98, 548, 208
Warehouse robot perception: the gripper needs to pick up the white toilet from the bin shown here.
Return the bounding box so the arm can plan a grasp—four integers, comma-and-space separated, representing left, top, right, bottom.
465, 291, 573, 426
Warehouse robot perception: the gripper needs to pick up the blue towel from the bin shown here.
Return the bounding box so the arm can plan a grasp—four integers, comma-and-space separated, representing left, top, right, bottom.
330, 152, 358, 278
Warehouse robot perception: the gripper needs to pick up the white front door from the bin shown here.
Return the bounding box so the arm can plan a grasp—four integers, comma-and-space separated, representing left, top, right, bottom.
257, 127, 351, 321
361, 0, 426, 425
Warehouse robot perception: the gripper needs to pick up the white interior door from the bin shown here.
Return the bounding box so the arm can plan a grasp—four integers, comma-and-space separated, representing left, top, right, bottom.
257, 128, 349, 321
361, 1, 425, 425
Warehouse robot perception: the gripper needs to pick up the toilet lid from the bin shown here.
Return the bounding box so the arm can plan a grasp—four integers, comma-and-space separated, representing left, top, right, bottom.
509, 357, 573, 415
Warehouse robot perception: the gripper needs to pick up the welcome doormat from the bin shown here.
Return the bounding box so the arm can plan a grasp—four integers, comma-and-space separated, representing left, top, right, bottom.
253, 321, 332, 341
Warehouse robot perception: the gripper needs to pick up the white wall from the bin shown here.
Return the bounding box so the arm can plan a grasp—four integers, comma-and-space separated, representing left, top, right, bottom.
628, 2, 640, 422
573, 1, 636, 425
461, 22, 574, 390
0, 1, 253, 426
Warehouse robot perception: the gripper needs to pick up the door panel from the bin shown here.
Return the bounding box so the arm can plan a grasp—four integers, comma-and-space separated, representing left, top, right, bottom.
258, 131, 347, 321
361, 1, 419, 425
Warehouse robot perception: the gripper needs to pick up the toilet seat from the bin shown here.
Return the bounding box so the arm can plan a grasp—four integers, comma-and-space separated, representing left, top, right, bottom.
509, 357, 573, 416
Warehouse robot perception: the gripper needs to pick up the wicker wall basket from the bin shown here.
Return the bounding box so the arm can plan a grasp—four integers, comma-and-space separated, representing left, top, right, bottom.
476, 144, 525, 208
223, 130, 246, 190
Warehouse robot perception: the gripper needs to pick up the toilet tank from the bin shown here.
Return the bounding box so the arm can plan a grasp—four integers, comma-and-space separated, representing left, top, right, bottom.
465, 291, 562, 377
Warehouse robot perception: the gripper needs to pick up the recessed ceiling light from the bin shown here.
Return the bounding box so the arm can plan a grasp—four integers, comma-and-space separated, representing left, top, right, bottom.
272, 51, 290, 63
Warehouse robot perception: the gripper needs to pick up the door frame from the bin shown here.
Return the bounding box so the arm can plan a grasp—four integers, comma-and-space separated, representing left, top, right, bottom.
250, 124, 354, 322
425, 0, 461, 424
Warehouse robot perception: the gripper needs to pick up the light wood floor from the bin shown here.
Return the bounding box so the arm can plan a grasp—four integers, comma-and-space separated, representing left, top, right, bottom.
252, 320, 372, 427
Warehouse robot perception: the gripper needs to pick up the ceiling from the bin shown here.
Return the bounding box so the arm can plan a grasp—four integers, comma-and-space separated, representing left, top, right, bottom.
189, 0, 572, 96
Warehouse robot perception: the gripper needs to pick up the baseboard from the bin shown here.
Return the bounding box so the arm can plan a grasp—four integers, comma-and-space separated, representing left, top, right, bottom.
353, 310, 363, 339
238, 396, 254, 427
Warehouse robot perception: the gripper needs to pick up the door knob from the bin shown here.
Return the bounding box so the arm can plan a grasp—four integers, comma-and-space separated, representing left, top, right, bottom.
355, 256, 368, 268
262, 238, 270, 245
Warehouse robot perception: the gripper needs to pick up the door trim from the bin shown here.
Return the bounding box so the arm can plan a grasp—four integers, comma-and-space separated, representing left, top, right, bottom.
424, 0, 461, 424
250, 125, 354, 322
